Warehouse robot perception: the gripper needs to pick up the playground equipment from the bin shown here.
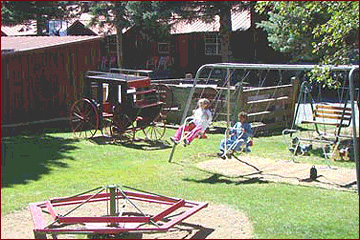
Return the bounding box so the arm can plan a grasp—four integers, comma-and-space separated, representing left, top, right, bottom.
283, 72, 358, 163
167, 63, 358, 195
29, 185, 208, 239
69, 69, 167, 142
168, 63, 301, 162
171, 116, 210, 146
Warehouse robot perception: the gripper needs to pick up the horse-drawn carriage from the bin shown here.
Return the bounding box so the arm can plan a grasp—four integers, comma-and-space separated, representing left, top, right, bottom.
69, 69, 168, 142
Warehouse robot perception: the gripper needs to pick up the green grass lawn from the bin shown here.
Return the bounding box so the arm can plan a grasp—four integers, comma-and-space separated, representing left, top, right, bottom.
1, 126, 359, 239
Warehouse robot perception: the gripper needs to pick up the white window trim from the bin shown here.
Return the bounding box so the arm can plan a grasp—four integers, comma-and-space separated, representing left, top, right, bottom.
205, 34, 221, 56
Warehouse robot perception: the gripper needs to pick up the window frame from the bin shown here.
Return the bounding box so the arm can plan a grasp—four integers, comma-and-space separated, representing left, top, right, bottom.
204, 34, 221, 56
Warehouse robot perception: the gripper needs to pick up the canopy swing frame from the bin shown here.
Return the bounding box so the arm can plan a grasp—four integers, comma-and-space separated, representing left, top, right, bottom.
286, 80, 354, 165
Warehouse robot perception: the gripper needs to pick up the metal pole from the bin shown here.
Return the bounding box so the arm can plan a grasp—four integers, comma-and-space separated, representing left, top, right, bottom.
108, 185, 117, 216
348, 67, 359, 195
168, 65, 208, 162
226, 68, 231, 129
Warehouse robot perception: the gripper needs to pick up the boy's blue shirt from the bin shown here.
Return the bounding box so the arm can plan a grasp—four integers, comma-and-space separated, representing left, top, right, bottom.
230, 122, 252, 140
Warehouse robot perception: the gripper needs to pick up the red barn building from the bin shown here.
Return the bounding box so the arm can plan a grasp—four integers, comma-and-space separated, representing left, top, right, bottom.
1, 36, 101, 125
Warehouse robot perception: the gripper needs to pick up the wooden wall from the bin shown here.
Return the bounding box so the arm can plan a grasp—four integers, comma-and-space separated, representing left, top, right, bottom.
1, 39, 101, 125
162, 77, 299, 136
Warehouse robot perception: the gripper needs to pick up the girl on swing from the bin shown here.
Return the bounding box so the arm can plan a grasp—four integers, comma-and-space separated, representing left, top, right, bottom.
170, 98, 212, 146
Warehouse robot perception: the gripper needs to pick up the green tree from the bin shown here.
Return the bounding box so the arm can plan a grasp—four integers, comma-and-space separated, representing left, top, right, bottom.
126, 1, 250, 63
1, 1, 80, 35
255, 1, 359, 65
88, 1, 132, 68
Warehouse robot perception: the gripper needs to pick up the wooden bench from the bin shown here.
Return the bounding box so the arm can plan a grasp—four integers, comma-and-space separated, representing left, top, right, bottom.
301, 104, 352, 128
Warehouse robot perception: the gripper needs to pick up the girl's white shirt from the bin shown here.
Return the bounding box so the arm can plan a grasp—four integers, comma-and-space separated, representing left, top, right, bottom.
192, 108, 213, 130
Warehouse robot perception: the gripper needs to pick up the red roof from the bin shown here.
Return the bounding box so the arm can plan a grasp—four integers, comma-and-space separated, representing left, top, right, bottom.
0, 13, 117, 37
170, 10, 251, 35
1, 9, 251, 38
1, 36, 101, 54
1, 21, 37, 36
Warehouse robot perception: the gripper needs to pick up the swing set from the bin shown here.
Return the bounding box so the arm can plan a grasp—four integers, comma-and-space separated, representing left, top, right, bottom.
167, 63, 306, 162
167, 64, 358, 183
283, 72, 358, 163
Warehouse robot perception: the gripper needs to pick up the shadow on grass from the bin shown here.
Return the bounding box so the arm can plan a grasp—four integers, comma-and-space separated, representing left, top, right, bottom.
90, 136, 172, 151
183, 173, 269, 185
1, 133, 78, 188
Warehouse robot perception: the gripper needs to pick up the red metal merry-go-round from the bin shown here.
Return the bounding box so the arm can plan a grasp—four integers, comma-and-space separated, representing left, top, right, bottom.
29, 185, 208, 239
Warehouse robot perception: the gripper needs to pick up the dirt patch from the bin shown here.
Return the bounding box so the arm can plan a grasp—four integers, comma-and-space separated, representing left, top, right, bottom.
197, 155, 357, 191
1, 202, 252, 239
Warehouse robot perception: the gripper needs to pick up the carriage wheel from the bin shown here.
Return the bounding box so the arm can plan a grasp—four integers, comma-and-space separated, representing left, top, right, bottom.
69, 98, 99, 139
143, 113, 166, 141
110, 114, 135, 143
153, 84, 173, 114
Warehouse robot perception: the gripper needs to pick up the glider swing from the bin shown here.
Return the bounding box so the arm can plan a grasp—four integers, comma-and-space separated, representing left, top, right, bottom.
283, 69, 357, 163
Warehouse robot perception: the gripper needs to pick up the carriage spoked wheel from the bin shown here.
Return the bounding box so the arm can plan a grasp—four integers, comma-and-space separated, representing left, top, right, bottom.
110, 114, 135, 143
152, 84, 173, 114
142, 113, 166, 141
69, 98, 100, 139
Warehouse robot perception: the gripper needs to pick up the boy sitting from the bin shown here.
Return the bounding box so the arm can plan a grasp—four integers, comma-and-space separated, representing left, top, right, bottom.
217, 111, 252, 159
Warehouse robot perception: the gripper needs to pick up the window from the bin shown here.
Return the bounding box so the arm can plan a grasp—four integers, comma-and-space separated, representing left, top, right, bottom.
205, 34, 221, 56
48, 20, 67, 36
158, 42, 169, 54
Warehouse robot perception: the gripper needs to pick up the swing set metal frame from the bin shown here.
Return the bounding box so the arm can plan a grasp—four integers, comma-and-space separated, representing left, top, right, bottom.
284, 80, 354, 162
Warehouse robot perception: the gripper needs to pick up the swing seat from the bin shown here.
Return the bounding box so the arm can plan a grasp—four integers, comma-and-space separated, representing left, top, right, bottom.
178, 117, 210, 145
222, 128, 253, 159
301, 104, 352, 129
198, 133, 208, 139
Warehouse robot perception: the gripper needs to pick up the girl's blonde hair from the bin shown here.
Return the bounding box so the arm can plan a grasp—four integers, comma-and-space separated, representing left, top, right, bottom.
198, 98, 210, 108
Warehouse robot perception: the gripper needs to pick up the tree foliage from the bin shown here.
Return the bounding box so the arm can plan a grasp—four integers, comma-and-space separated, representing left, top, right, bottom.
255, 1, 359, 88
255, 1, 359, 66
2, 1, 250, 64
1, 1, 80, 35
87, 1, 250, 63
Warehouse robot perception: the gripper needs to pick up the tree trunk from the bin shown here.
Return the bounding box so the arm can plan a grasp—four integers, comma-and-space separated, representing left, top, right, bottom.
36, 18, 46, 36
219, 6, 232, 63
116, 26, 123, 69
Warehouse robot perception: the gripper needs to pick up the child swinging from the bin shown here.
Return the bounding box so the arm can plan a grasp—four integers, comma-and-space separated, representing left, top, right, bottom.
170, 98, 212, 146
217, 111, 253, 159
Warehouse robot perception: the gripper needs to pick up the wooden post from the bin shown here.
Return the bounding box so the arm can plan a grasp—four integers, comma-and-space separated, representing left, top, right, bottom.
235, 84, 244, 115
